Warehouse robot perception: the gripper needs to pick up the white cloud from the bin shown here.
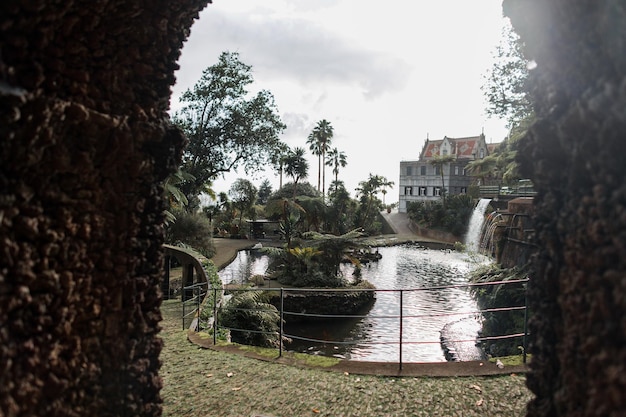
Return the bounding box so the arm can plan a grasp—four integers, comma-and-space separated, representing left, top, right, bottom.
172, 0, 510, 203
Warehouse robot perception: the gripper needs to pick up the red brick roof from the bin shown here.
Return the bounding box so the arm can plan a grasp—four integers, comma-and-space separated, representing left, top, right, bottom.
421, 135, 487, 160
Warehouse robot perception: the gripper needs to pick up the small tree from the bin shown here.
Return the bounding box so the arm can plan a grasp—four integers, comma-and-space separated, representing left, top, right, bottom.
219, 291, 281, 348
229, 178, 258, 231
257, 178, 273, 205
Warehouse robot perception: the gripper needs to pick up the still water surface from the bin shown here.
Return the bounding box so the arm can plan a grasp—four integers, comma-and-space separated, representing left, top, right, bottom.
219, 244, 487, 362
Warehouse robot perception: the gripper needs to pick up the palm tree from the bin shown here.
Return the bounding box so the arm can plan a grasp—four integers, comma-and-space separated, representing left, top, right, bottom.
269, 143, 291, 189
355, 174, 391, 227
429, 155, 456, 207
283, 147, 309, 198
307, 120, 334, 195
326, 147, 347, 185
379, 177, 394, 206
306, 132, 322, 192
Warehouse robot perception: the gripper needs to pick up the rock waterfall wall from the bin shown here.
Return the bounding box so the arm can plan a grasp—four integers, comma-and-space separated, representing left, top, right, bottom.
505, 1, 626, 415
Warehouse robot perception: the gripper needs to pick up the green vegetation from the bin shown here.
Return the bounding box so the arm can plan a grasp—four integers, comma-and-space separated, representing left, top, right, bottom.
469, 263, 529, 357
172, 51, 286, 210
263, 228, 368, 288
165, 208, 215, 258
219, 290, 281, 348
406, 194, 475, 236
160, 299, 532, 417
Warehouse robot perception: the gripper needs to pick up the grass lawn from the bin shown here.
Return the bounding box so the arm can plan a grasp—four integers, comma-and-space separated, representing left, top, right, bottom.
159, 300, 533, 417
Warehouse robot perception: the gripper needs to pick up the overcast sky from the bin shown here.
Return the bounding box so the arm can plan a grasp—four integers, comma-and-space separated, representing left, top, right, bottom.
170, 0, 510, 205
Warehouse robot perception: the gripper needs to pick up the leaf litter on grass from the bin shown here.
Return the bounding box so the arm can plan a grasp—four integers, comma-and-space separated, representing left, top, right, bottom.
160, 301, 532, 417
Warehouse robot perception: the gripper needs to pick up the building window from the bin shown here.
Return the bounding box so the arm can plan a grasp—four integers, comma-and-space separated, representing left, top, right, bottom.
419, 187, 427, 196
460, 187, 467, 194
454, 166, 459, 175
420, 165, 426, 175
405, 186, 413, 196
443, 149, 448, 156
406, 166, 412, 176
479, 149, 485, 159
435, 165, 441, 175
434, 187, 441, 196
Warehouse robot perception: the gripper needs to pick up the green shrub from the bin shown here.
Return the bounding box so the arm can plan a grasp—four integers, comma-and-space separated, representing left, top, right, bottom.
407, 194, 475, 236
165, 208, 215, 258
219, 291, 281, 348
469, 263, 528, 356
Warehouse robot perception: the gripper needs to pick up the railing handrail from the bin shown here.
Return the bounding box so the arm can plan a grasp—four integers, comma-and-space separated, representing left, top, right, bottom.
192, 278, 529, 369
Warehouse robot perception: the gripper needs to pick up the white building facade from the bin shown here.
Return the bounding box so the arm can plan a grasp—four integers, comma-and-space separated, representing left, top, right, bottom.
398, 134, 496, 212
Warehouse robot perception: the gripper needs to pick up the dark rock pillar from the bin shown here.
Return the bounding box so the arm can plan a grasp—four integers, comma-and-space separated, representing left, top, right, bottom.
0, 1, 209, 415
504, 1, 626, 416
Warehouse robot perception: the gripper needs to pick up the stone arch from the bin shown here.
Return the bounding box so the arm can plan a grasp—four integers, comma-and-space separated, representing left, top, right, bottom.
1, 1, 210, 415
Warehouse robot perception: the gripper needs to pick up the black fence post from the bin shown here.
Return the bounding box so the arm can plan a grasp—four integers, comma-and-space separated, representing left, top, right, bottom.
523, 287, 529, 364
279, 288, 284, 358
213, 287, 218, 345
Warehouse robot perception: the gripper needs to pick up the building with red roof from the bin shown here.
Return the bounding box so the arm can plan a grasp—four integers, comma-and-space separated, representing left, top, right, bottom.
398, 133, 501, 212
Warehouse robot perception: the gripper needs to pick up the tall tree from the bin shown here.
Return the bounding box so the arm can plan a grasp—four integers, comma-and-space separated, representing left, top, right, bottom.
269, 142, 291, 189
482, 23, 533, 130
326, 147, 347, 185
307, 120, 334, 195
355, 174, 392, 228
229, 178, 258, 230
173, 51, 286, 203
257, 179, 273, 205
283, 147, 309, 198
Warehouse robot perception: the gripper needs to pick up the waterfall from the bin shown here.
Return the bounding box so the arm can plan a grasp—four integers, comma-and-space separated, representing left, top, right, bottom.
465, 198, 491, 252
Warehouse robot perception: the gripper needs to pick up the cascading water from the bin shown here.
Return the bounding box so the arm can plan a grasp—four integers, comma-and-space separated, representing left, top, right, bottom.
465, 198, 491, 253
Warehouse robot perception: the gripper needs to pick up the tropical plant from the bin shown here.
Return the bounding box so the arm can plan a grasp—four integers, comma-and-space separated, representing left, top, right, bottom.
326, 180, 357, 235
469, 263, 529, 357
302, 228, 367, 278
282, 147, 309, 198
162, 168, 196, 224
428, 155, 456, 207
355, 174, 392, 230
218, 290, 281, 348
306, 119, 334, 195
326, 147, 347, 185
265, 198, 306, 249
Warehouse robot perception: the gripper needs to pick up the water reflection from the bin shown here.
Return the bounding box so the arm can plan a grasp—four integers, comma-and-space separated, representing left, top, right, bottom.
219, 244, 488, 362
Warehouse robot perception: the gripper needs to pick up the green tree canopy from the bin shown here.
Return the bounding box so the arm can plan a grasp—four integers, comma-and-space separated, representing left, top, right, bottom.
355, 174, 393, 230
173, 51, 286, 202
282, 147, 309, 198
257, 178, 273, 205
482, 23, 533, 130
229, 178, 258, 229
306, 119, 334, 195
326, 147, 347, 185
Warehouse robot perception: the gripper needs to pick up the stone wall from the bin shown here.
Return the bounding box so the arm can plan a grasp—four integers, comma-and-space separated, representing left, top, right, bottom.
505, 1, 626, 415
0, 1, 208, 415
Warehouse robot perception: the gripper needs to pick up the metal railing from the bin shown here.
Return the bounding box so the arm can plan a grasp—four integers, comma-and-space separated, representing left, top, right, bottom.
182, 282, 209, 330
187, 278, 529, 370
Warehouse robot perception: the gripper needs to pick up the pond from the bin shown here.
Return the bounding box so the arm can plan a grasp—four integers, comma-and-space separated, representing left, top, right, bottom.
218, 244, 488, 362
